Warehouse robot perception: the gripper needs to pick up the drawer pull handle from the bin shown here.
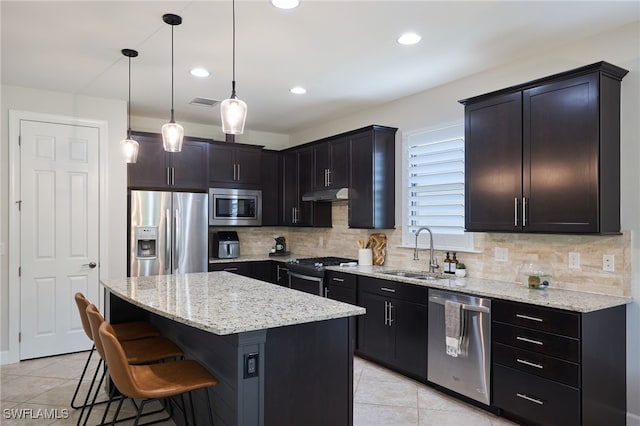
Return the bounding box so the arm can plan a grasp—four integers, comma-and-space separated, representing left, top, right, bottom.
516, 393, 544, 405
223, 267, 239, 271
380, 287, 396, 293
517, 358, 544, 369
332, 278, 345, 282
516, 336, 544, 346
516, 314, 543, 322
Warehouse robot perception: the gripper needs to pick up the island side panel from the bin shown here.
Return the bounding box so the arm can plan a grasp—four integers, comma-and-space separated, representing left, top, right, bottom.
264, 316, 355, 426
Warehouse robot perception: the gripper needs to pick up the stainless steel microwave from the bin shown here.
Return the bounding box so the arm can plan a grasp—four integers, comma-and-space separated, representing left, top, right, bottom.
209, 188, 262, 226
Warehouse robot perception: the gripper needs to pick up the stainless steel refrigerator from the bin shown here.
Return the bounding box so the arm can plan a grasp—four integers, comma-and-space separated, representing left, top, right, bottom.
129, 190, 208, 277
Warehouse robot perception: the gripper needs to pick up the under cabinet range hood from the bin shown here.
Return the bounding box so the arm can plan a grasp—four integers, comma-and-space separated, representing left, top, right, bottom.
302, 187, 349, 202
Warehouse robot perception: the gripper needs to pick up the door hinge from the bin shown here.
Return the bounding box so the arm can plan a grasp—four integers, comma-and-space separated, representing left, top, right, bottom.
18, 266, 21, 277
18, 332, 21, 343
16, 200, 22, 211
18, 135, 21, 146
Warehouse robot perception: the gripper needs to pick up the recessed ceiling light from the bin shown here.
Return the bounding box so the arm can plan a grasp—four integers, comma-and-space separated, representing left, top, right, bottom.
397, 32, 421, 46
290, 86, 306, 95
272, 0, 299, 10
190, 67, 210, 78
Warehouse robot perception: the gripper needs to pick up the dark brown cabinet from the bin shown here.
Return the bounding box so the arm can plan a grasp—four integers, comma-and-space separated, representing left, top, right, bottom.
272, 262, 290, 287
208, 142, 262, 188
461, 62, 628, 234
281, 147, 331, 227
209, 261, 272, 282
356, 276, 427, 380
261, 150, 281, 226
348, 126, 397, 229
312, 137, 349, 190
325, 271, 356, 304
127, 131, 208, 191
492, 299, 626, 426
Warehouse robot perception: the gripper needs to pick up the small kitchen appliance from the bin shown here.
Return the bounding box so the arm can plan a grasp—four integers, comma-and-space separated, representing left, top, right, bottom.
270, 236, 289, 256
213, 231, 240, 259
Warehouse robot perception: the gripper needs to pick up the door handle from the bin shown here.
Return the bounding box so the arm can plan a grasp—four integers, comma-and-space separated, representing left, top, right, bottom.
237, 163, 241, 181
514, 197, 518, 227
388, 302, 394, 326
83, 262, 97, 269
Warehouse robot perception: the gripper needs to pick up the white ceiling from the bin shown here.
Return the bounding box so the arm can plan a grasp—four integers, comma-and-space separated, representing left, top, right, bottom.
2, 1, 638, 135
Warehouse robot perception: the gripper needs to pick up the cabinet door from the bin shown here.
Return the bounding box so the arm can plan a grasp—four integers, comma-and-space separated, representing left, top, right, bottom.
273, 263, 289, 287
464, 92, 523, 232
261, 150, 280, 226
208, 262, 251, 276
208, 144, 236, 184
312, 143, 330, 190
357, 291, 392, 364
127, 133, 169, 189
392, 299, 428, 379
236, 147, 262, 186
297, 148, 314, 225
329, 137, 349, 188
281, 150, 298, 225
170, 140, 208, 191
524, 73, 599, 233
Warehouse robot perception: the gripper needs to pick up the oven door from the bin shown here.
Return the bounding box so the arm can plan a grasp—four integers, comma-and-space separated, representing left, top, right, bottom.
289, 272, 324, 296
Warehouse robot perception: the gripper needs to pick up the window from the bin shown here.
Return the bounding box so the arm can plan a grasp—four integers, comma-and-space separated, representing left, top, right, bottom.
402, 123, 474, 251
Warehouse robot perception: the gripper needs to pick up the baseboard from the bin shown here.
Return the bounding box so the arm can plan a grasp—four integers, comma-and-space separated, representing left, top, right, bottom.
629, 411, 640, 426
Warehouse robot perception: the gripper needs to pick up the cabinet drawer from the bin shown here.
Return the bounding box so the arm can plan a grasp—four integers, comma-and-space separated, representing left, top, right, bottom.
493, 322, 579, 362
358, 276, 427, 303
493, 364, 580, 426
494, 342, 579, 387
325, 271, 356, 290
493, 300, 579, 337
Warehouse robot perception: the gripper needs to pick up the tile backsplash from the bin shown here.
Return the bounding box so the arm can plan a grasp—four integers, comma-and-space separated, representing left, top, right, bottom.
213, 203, 631, 297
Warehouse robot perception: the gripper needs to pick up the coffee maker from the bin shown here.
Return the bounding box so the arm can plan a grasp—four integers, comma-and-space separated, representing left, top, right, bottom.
270, 236, 289, 256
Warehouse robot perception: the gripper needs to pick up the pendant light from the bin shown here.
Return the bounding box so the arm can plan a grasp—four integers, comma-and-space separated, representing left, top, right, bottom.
120, 49, 139, 163
220, 0, 247, 135
161, 13, 184, 152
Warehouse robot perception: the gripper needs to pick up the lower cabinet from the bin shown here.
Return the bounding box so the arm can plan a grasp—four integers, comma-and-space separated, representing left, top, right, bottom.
209, 261, 272, 282
271, 262, 290, 287
356, 276, 427, 380
325, 271, 356, 304
492, 300, 626, 426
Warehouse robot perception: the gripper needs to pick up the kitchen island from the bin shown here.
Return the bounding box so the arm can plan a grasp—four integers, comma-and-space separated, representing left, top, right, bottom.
101, 271, 366, 426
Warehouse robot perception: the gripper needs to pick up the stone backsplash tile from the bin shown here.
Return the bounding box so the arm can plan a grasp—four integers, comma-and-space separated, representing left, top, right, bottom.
212, 204, 631, 297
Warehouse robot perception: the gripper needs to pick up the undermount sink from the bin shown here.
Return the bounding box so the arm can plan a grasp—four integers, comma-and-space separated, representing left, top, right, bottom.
380, 270, 449, 281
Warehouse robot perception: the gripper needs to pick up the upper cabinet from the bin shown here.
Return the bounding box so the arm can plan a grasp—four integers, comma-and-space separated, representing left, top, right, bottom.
312, 137, 349, 190
261, 149, 281, 226
128, 131, 209, 192
349, 126, 397, 229
209, 142, 262, 189
461, 62, 628, 234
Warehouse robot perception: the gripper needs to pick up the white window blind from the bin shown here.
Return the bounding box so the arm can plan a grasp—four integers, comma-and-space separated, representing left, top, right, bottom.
403, 123, 473, 251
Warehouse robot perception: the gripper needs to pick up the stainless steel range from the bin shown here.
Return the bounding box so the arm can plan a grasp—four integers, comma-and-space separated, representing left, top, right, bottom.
287, 257, 357, 296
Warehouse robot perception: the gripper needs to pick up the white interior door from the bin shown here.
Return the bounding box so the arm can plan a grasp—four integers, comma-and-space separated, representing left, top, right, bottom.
19, 120, 100, 360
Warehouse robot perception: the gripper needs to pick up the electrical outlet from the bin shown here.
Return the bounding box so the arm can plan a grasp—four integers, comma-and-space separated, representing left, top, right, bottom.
568, 252, 581, 269
495, 247, 508, 262
603, 254, 615, 272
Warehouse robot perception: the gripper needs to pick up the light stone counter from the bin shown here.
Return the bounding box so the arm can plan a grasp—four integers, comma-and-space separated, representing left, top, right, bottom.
332, 264, 631, 313
101, 271, 365, 335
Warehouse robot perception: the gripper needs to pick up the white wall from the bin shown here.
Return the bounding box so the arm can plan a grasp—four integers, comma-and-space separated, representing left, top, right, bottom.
0, 85, 128, 356
289, 21, 640, 424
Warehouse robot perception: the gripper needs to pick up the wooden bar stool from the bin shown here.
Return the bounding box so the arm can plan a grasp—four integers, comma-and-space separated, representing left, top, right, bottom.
71, 292, 160, 410
80, 304, 184, 426
99, 321, 218, 426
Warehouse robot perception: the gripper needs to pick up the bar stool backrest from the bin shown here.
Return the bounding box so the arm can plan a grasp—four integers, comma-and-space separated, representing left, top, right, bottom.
75, 292, 94, 341
98, 321, 141, 399
86, 304, 108, 360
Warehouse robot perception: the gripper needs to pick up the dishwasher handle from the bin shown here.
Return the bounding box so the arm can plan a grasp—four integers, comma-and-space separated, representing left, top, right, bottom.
428, 295, 490, 314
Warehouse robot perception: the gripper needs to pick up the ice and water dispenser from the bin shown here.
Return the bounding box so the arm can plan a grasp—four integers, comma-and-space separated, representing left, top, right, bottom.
134, 226, 158, 259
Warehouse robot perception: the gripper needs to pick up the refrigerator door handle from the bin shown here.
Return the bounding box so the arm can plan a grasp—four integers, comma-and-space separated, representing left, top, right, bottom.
165, 208, 172, 274
173, 209, 179, 273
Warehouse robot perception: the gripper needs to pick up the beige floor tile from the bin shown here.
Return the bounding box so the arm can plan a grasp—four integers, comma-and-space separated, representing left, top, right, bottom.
0, 375, 68, 403
354, 402, 419, 426
0, 357, 58, 376
417, 386, 472, 412
355, 378, 418, 408
419, 407, 494, 425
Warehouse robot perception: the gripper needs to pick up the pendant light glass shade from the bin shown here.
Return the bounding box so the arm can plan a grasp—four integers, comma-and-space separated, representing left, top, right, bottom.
221, 0, 247, 135
120, 48, 139, 163
162, 14, 183, 151
162, 120, 184, 152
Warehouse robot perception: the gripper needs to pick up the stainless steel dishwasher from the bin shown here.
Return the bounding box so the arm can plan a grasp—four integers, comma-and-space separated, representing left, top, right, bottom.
427, 288, 491, 405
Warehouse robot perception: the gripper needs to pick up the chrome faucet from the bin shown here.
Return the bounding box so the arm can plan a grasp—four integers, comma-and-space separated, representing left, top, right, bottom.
414, 227, 439, 273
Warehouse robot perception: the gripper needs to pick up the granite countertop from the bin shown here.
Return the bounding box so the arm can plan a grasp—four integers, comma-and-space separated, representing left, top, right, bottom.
101, 272, 365, 336
205, 254, 632, 313
329, 264, 632, 313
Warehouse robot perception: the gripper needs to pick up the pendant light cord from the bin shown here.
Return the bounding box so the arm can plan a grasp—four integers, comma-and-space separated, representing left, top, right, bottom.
231, 0, 237, 97
127, 55, 132, 138
170, 24, 175, 122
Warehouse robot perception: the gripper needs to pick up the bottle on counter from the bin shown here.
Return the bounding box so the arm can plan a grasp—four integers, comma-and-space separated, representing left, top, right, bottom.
452, 253, 459, 273
444, 252, 452, 274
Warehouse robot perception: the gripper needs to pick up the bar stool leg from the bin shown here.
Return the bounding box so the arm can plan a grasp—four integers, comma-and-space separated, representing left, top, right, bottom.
70, 345, 96, 409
